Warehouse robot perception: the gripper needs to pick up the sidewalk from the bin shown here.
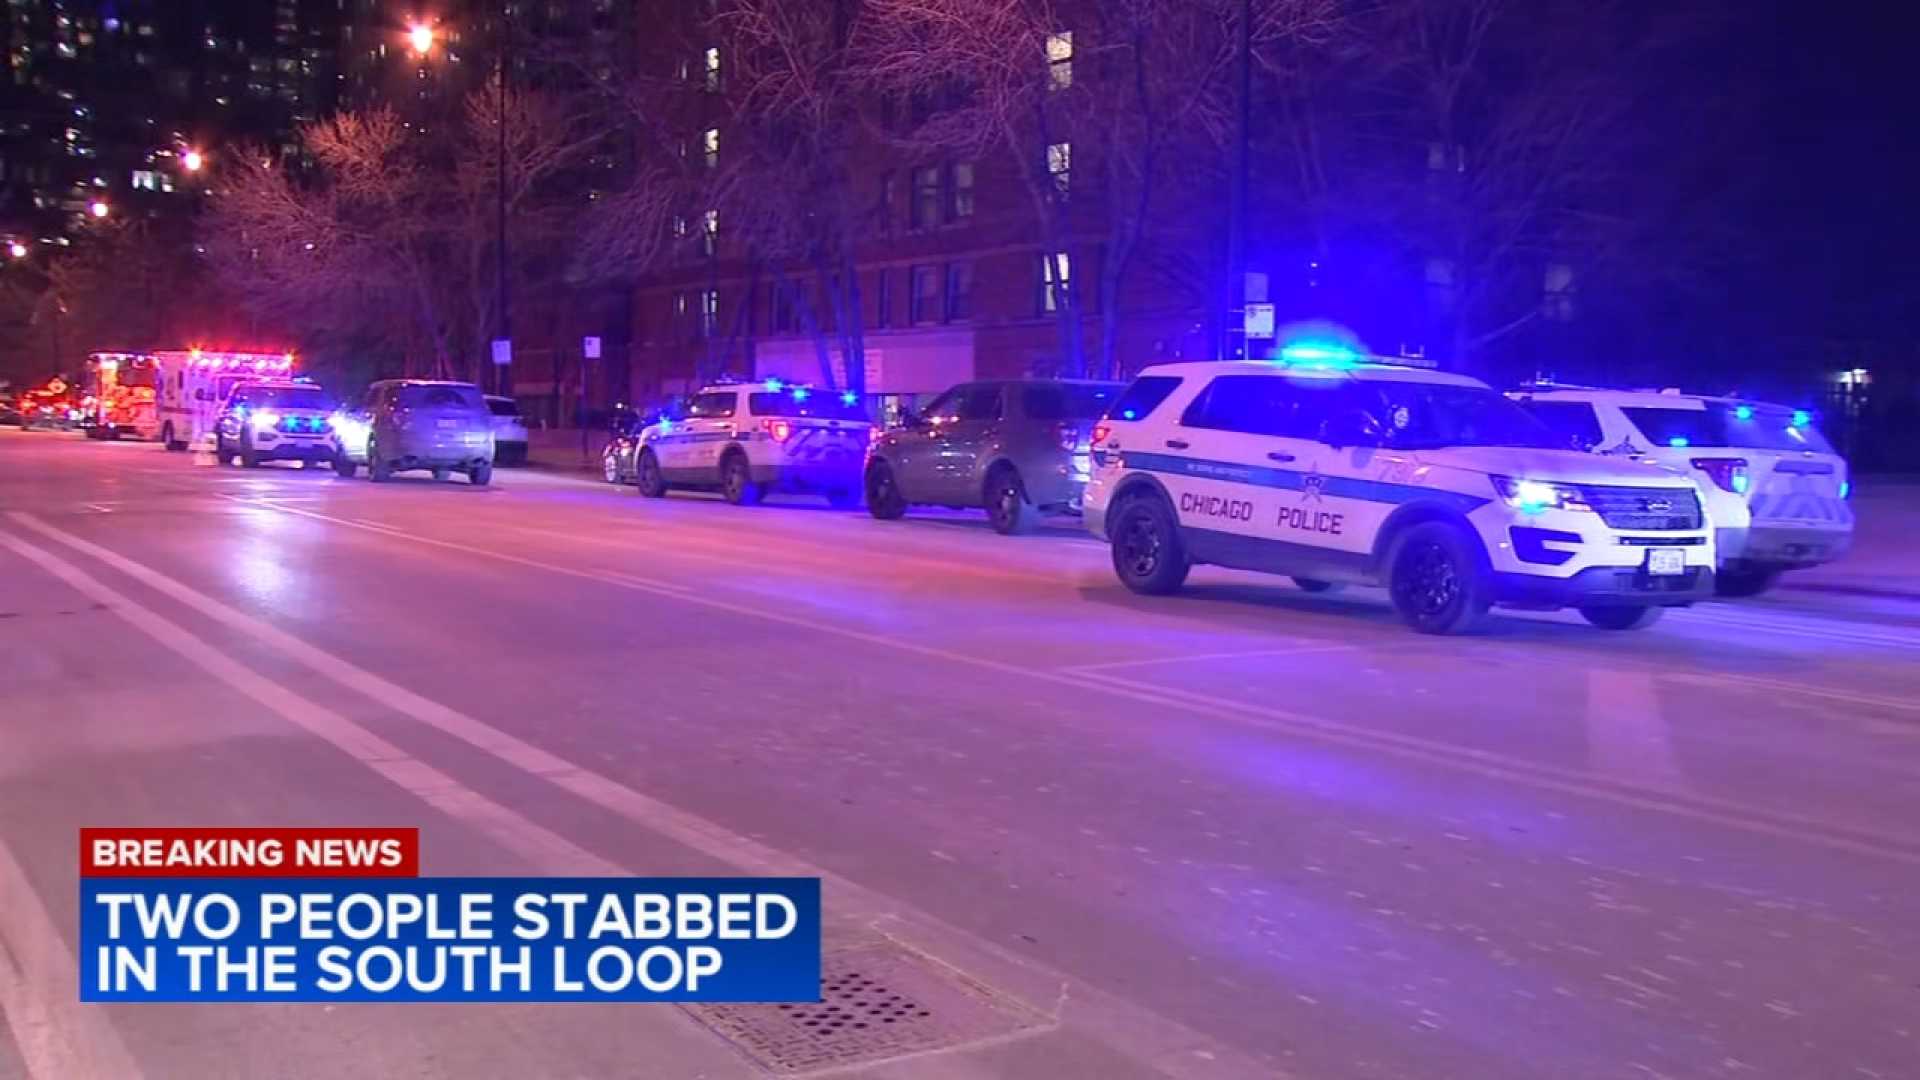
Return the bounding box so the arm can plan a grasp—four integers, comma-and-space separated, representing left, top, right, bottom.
519, 427, 604, 475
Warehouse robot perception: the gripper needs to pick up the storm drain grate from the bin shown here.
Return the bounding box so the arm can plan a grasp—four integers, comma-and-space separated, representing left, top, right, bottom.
685, 942, 1050, 1074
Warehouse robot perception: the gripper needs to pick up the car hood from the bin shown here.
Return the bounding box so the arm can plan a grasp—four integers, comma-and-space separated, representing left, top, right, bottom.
1417, 446, 1691, 487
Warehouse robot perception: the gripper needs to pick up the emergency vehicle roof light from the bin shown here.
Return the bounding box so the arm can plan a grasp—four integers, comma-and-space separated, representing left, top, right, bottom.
1276, 339, 1360, 369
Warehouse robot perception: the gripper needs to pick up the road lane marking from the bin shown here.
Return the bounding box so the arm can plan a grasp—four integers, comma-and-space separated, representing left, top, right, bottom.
1666, 670, 1920, 719
1583, 669, 1684, 788
0, 836, 143, 1080
4, 513, 1266, 1079
1056, 642, 1359, 674
73, 505, 1920, 869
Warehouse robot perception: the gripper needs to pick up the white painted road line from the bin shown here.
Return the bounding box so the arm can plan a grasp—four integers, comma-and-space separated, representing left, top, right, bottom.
0, 835, 143, 1080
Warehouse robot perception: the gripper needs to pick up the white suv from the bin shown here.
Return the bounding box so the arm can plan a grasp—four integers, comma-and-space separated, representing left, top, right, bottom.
1513, 387, 1853, 597
630, 381, 872, 506
1085, 356, 1716, 634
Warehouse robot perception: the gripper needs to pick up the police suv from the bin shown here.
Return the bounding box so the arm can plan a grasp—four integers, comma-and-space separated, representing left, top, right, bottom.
630, 380, 872, 506
1512, 385, 1852, 597
1085, 353, 1716, 634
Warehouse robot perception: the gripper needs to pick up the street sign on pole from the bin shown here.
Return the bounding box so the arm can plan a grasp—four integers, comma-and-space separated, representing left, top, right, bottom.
491, 339, 512, 367
583, 336, 601, 360
1244, 302, 1276, 339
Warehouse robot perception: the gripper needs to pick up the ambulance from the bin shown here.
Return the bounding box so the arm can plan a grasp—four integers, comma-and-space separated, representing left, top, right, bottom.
151, 349, 298, 452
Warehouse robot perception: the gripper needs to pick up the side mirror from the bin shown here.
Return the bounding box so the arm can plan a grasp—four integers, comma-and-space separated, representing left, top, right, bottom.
1321, 410, 1380, 449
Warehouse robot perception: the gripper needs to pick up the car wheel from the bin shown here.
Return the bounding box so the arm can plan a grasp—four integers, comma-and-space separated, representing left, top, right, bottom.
215, 436, 232, 466
1109, 494, 1190, 595
1578, 604, 1664, 631
985, 466, 1039, 535
721, 452, 761, 505
602, 450, 621, 484
1713, 567, 1781, 598
865, 461, 907, 520
635, 450, 667, 497
367, 439, 391, 482
432, 467, 451, 482
333, 454, 357, 479
1387, 521, 1492, 635
239, 434, 261, 469
162, 423, 186, 452
469, 461, 492, 487
1292, 577, 1343, 593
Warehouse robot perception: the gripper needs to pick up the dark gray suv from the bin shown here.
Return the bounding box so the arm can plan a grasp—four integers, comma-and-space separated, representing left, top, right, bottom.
865, 379, 1122, 533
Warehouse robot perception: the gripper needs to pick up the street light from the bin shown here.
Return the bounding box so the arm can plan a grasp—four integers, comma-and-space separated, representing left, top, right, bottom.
7, 242, 26, 259
182, 149, 204, 173
408, 23, 435, 57
88, 201, 110, 219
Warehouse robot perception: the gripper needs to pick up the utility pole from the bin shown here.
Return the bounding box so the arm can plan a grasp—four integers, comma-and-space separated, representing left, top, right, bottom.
1223, 0, 1252, 360
495, 0, 513, 397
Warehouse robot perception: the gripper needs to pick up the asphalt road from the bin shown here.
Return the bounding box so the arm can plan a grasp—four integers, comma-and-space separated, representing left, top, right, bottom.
3, 429, 1917, 1080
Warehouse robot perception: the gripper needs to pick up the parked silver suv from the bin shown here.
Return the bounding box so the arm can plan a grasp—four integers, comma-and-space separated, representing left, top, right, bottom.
865, 379, 1121, 533
357, 380, 496, 486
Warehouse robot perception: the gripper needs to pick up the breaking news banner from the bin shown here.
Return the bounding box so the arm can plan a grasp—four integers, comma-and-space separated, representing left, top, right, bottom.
78, 828, 821, 1004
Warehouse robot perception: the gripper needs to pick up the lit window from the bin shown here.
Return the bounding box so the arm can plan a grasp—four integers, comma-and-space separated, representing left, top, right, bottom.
1046, 142, 1070, 197
699, 289, 719, 337
703, 47, 721, 91
702, 128, 719, 169
701, 209, 718, 255
130, 169, 157, 190
1039, 252, 1070, 313
1046, 31, 1072, 90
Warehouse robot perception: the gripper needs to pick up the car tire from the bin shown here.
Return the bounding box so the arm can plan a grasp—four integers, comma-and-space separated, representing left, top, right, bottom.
1387, 520, 1492, 635
215, 436, 232, 466
602, 450, 621, 484
1109, 494, 1190, 595
162, 423, 186, 452
469, 461, 492, 487
239, 434, 260, 469
367, 439, 391, 483
1713, 567, 1781, 598
1578, 604, 1664, 631
721, 452, 761, 506
432, 467, 451, 482
985, 466, 1039, 535
333, 454, 357, 479
1292, 577, 1343, 593
865, 461, 907, 520
635, 450, 667, 497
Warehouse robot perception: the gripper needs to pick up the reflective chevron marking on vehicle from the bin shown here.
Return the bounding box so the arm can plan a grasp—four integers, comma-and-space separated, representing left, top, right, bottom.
1119, 451, 1490, 513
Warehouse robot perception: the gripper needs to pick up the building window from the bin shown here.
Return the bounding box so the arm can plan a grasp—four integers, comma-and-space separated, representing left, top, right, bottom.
701, 209, 718, 256
699, 288, 719, 338
671, 214, 688, 239
878, 172, 896, 234
950, 162, 974, 221
909, 264, 940, 324
873, 268, 891, 329
130, 169, 157, 190
910, 165, 942, 230
703, 46, 722, 90
771, 284, 795, 333
1039, 252, 1070, 313
702, 127, 719, 169
1046, 31, 1072, 91
1046, 142, 1070, 198
945, 262, 973, 322
673, 292, 690, 339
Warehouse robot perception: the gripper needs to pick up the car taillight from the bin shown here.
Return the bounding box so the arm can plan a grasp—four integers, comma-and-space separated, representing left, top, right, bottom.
1090, 420, 1112, 446
1691, 457, 1749, 494
760, 418, 794, 443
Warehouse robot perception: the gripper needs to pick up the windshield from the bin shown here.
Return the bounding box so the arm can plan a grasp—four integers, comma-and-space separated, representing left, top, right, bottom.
1023, 382, 1123, 421
1621, 405, 1834, 454
233, 385, 328, 410
748, 392, 869, 421
1370, 383, 1564, 450
397, 384, 486, 411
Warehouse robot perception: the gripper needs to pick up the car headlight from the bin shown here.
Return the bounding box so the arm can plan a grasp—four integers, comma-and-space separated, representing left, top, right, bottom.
1491, 475, 1589, 515
249, 409, 281, 433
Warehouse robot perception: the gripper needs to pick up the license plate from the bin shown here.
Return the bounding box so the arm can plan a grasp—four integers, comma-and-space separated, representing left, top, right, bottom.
1646, 548, 1686, 576
437, 418, 459, 429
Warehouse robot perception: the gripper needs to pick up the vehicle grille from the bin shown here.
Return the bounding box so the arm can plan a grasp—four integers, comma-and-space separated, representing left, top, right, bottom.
277, 415, 329, 434
1579, 484, 1702, 531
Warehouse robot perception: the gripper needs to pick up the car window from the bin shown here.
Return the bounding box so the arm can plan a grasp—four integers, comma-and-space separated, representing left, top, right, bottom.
685, 392, 738, 419
1522, 400, 1605, 450
917, 388, 961, 423
1181, 375, 1360, 439
396, 384, 486, 411
1620, 405, 1834, 453
748, 392, 869, 421
486, 398, 521, 417
1369, 383, 1561, 450
953, 384, 1003, 422
1021, 382, 1122, 421
1106, 376, 1183, 422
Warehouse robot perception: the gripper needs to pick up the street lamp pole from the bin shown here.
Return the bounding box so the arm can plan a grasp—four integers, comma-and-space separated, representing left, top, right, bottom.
494, 0, 512, 398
